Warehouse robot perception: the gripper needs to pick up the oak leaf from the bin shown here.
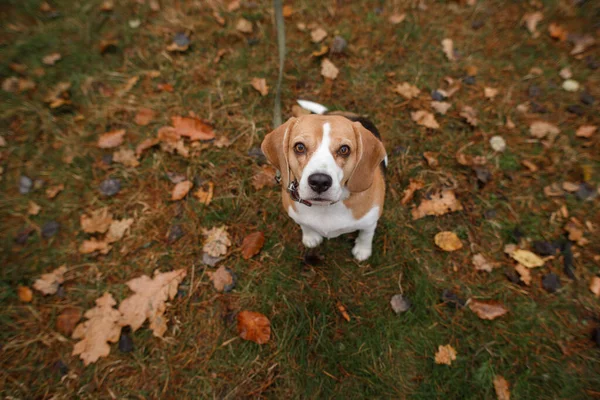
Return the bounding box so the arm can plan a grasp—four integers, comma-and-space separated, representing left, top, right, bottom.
33, 265, 67, 295
394, 82, 420, 99
431, 101, 451, 115
237, 311, 271, 344
460, 106, 478, 127
203, 226, 231, 257
434, 231, 463, 252
472, 253, 494, 272
81, 208, 113, 234
118, 269, 187, 337
72, 292, 122, 365
468, 299, 508, 320
434, 344, 457, 365
98, 129, 126, 148
106, 218, 134, 243
411, 190, 463, 219
401, 179, 424, 205
79, 238, 111, 254
241, 232, 265, 259
411, 110, 439, 129
113, 148, 140, 167
207, 265, 234, 292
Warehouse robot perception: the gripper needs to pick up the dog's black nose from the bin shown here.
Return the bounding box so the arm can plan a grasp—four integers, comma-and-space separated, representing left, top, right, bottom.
308, 173, 333, 193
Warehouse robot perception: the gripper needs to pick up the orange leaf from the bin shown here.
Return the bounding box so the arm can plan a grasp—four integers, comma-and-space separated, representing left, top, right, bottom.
237, 311, 271, 344
135, 138, 160, 156
241, 232, 265, 259
171, 180, 193, 200
98, 129, 126, 148
57, 307, 82, 336
412, 190, 463, 219
493, 375, 511, 400
468, 299, 508, 320
171, 116, 216, 141
18, 285, 33, 302
134, 108, 155, 126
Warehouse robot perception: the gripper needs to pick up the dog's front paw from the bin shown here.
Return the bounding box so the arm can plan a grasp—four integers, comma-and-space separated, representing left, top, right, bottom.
302, 231, 323, 248
352, 243, 372, 261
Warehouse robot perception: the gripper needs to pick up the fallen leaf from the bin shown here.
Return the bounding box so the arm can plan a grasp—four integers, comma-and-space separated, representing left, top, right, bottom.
523, 12, 543, 37
311, 45, 329, 57
401, 179, 424, 205
515, 264, 531, 286
562, 79, 579, 92
171, 180, 193, 201
434, 231, 463, 252
207, 265, 234, 292
57, 307, 82, 336
282, 5, 293, 17
241, 232, 265, 259
394, 82, 420, 99
100, 0, 114, 11
411, 110, 439, 129
72, 292, 122, 365
237, 311, 271, 344
212, 11, 225, 26
441, 38, 456, 61
81, 208, 113, 234
388, 13, 406, 24
570, 34, 595, 55
522, 159, 538, 172
548, 23, 568, 41
194, 181, 214, 205
236, 18, 253, 33
506, 117, 515, 129
44, 81, 71, 108
468, 299, 508, 320
98, 129, 126, 148
79, 238, 111, 255
252, 165, 277, 190
113, 148, 140, 167
423, 152, 439, 168
33, 266, 67, 295
412, 190, 463, 219
511, 249, 544, 268
18, 285, 33, 302
460, 106, 478, 127
493, 376, 511, 400
321, 58, 339, 80
484, 87, 499, 100
134, 108, 155, 126
562, 182, 579, 193
106, 218, 134, 243
472, 253, 494, 272
203, 226, 231, 257
337, 301, 351, 322
136, 138, 160, 156
434, 344, 457, 365
311, 27, 327, 43
589, 276, 600, 297
158, 127, 189, 157
227, 0, 241, 11
431, 101, 451, 115
118, 269, 187, 337
42, 52, 61, 65
529, 121, 560, 139
46, 183, 64, 199
559, 67, 572, 79
251, 77, 269, 96
170, 116, 216, 141
28, 201, 41, 215
490, 136, 506, 152
576, 125, 596, 138
544, 183, 564, 197
166, 32, 190, 52
117, 76, 139, 96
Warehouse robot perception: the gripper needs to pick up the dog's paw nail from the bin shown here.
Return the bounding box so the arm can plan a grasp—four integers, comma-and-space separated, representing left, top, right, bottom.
352, 245, 371, 261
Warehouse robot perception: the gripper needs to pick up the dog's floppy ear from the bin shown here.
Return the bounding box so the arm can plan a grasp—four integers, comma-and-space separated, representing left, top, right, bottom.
347, 121, 386, 193
261, 117, 297, 172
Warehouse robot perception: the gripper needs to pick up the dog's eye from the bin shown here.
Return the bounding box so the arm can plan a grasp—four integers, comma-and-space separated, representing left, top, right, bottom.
294, 143, 306, 154
338, 145, 351, 156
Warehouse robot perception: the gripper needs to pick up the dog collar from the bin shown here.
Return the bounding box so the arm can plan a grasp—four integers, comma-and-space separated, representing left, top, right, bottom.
275, 169, 339, 207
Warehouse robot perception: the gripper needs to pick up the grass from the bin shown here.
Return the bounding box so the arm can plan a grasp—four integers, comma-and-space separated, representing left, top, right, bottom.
1, 0, 600, 398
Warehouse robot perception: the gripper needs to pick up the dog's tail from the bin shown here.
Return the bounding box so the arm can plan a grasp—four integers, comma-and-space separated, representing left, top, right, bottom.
297, 99, 328, 115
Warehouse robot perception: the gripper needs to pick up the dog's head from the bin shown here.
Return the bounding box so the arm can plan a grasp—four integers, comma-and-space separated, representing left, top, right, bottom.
261, 115, 386, 205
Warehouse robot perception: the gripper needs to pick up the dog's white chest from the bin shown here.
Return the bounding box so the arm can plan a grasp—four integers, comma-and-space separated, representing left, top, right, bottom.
287, 202, 379, 238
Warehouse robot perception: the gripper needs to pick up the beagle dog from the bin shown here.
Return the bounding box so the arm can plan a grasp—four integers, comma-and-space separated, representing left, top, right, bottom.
261, 102, 387, 261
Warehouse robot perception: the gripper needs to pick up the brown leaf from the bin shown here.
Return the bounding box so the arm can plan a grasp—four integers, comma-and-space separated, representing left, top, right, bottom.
236, 18, 253, 33
548, 23, 568, 41
431, 101, 451, 115
411, 110, 439, 129
523, 11, 543, 37
227, 0, 240, 11
493, 376, 511, 400
135, 138, 160, 156
484, 87, 499, 100
194, 181, 214, 205
521, 159, 538, 172
515, 264, 531, 286
28, 201, 41, 215
441, 38, 455, 61
388, 13, 406, 24
282, 5, 293, 17
251, 78, 269, 96
113, 148, 140, 167
57, 307, 82, 336
157, 127, 189, 157
530, 121, 560, 139
412, 190, 463, 219
468, 299, 508, 320
252, 165, 277, 190
570, 34, 595, 55
134, 108, 155, 126
170, 116, 216, 141
310, 27, 328, 43
544, 183, 564, 197
72, 292, 122, 365
575, 125, 597, 138
33, 266, 67, 295
42, 52, 61, 65
321, 58, 339, 80
18, 285, 33, 302
562, 182, 579, 192
106, 218, 133, 243
79, 238, 112, 255
511, 249, 544, 268
117, 76, 138, 96
434, 231, 463, 252
472, 253, 494, 272
460, 106, 478, 127
171, 180, 193, 201
118, 269, 187, 337
98, 129, 126, 148
434, 344, 457, 365
81, 208, 113, 234
46, 183, 65, 199
589, 276, 600, 297
400, 179, 424, 205
394, 82, 420, 99
241, 232, 265, 259
337, 301, 351, 322
237, 311, 271, 344
423, 152, 439, 168
207, 265, 233, 292
203, 226, 231, 257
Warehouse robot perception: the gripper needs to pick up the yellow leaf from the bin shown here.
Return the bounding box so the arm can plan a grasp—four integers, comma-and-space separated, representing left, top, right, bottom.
434, 344, 457, 365
511, 249, 544, 268
434, 231, 463, 252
